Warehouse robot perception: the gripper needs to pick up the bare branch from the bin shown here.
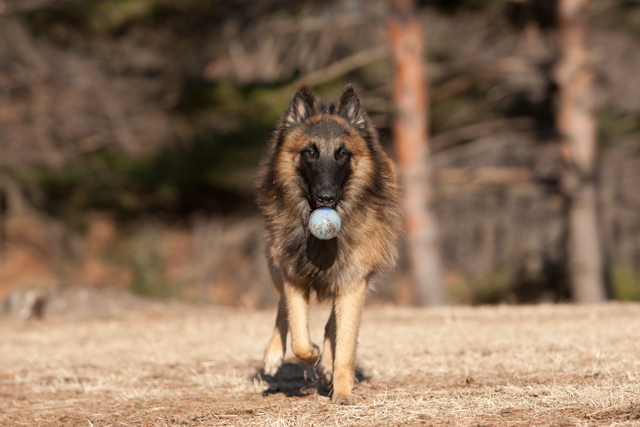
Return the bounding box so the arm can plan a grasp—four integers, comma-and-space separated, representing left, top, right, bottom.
435, 167, 533, 186
431, 58, 532, 101
431, 117, 536, 153
282, 45, 390, 95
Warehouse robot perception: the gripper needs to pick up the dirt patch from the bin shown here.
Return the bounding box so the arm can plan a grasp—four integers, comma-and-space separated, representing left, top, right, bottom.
1, 300, 639, 426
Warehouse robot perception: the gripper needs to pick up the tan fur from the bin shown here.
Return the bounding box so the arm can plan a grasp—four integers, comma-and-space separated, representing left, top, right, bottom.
257, 84, 402, 404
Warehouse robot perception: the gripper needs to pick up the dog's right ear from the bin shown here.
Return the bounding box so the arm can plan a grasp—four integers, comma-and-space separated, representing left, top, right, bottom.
284, 83, 317, 127
335, 84, 366, 130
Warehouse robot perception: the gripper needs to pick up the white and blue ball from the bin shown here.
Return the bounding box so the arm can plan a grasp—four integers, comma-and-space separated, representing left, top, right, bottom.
309, 208, 341, 240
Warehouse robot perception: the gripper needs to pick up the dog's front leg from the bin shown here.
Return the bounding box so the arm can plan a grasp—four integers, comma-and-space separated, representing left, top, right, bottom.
331, 279, 367, 405
284, 279, 319, 365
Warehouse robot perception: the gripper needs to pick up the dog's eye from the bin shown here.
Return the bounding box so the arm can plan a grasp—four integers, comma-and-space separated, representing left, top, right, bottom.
306, 149, 316, 159
337, 150, 348, 159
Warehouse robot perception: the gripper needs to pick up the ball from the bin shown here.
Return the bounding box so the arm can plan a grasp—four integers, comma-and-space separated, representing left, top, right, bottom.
309, 208, 341, 240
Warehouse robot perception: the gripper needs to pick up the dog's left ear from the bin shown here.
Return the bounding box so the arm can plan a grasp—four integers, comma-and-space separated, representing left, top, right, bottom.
336, 84, 366, 129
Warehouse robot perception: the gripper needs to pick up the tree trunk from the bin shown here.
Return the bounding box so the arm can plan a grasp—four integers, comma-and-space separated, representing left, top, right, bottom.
556, 0, 606, 303
388, 0, 447, 306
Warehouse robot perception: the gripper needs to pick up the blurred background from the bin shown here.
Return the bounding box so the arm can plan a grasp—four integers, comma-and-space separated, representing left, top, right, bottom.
1, 0, 640, 316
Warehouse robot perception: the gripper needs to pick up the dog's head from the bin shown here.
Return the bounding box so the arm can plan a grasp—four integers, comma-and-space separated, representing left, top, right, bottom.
277, 83, 375, 211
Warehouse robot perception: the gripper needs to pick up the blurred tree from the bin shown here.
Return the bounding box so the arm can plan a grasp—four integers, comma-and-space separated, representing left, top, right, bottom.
388, 0, 447, 306
556, 0, 606, 303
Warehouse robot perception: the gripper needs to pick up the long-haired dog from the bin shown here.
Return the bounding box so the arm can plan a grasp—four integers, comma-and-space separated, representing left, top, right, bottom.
256, 84, 402, 404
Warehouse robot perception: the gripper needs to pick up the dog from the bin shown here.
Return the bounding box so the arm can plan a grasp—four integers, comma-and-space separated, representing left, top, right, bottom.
256, 83, 402, 405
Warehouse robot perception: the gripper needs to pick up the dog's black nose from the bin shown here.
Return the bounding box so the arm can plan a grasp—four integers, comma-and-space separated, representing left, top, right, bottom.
316, 191, 336, 206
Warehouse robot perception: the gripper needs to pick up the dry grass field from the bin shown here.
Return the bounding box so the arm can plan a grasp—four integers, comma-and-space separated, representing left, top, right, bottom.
2, 293, 639, 426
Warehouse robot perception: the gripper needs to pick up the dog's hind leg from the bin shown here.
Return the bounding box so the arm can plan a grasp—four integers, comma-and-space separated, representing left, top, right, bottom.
263, 262, 289, 376
284, 278, 320, 366
263, 296, 288, 376
319, 306, 336, 385
331, 279, 367, 405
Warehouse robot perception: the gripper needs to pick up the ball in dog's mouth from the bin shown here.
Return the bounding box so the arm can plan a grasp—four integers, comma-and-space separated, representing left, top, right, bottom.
309, 208, 341, 240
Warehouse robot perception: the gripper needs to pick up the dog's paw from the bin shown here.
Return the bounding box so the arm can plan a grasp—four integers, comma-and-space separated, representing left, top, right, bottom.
263, 352, 283, 376
318, 361, 333, 386
294, 343, 320, 366
331, 392, 355, 405
302, 343, 320, 365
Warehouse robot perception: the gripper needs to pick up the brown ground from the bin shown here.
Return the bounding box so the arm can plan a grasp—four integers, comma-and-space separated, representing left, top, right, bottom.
2, 295, 639, 426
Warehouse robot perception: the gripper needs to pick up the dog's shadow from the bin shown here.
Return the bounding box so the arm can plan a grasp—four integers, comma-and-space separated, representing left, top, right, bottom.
255, 362, 367, 398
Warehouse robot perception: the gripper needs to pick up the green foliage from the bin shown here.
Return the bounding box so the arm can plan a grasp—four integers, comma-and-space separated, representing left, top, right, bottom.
86, 0, 156, 33
431, 91, 499, 135
598, 113, 640, 148
26, 0, 229, 38
611, 265, 640, 301
177, 81, 246, 115
128, 226, 176, 298
597, 0, 640, 41
448, 270, 511, 305
12, 116, 272, 226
